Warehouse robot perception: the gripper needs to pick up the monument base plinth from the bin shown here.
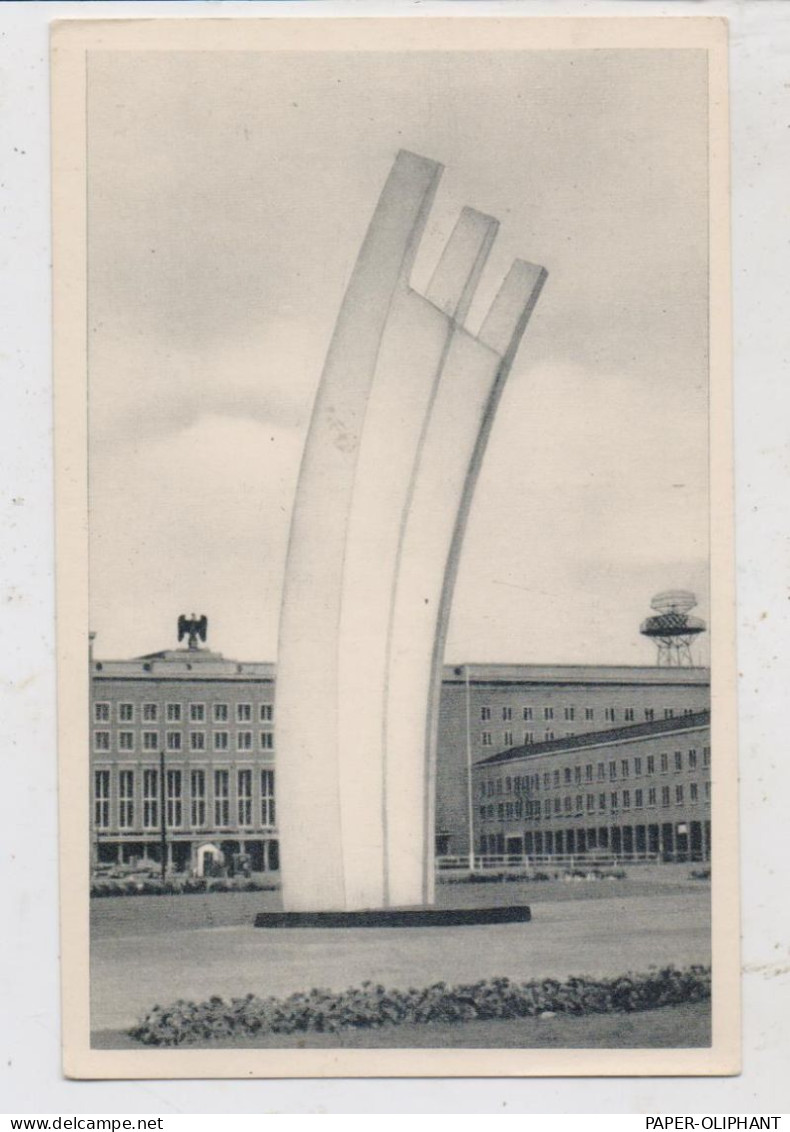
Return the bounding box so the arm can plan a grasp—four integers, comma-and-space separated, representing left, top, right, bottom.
254, 905, 531, 929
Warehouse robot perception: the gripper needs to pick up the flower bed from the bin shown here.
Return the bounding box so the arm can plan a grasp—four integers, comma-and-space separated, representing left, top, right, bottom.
128, 965, 711, 1046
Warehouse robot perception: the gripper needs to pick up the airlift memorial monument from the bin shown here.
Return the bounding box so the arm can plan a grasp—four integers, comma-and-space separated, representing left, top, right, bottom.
271, 150, 547, 919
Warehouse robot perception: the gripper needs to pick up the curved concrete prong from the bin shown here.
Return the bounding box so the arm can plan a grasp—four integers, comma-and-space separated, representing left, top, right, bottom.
426, 207, 499, 325
384, 259, 547, 908
335, 212, 501, 909
276, 150, 443, 913
478, 259, 548, 363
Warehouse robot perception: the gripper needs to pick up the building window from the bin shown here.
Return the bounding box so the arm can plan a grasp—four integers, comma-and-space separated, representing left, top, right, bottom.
544, 731, 555, 742
634, 757, 642, 776
598, 793, 606, 811
214, 770, 230, 826
564, 707, 575, 721
704, 781, 710, 801
586, 793, 595, 812
505, 777, 512, 793
563, 767, 572, 785
553, 770, 560, 788
605, 708, 616, 722
703, 746, 710, 767
166, 703, 182, 723
523, 707, 533, 721
690, 782, 698, 804
661, 786, 670, 807
597, 762, 605, 781
191, 769, 206, 827
621, 759, 629, 778
660, 752, 669, 773
261, 769, 275, 827
609, 761, 617, 780
142, 732, 158, 753
575, 794, 583, 815
624, 708, 635, 721
647, 787, 657, 807
664, 708, 674, 719
524, 731, 534, 744
94, 730, 110, 752
544, 707, 554, 720
94, 770, 110, 829
94, 702, 110, 722
481, 707, 491, 721
143, 703, 158, 722
190, 732, 206, 751
585, 708, 594, 721
502, 707, 512, 721
635, 788, 643, 809
647, 755, 655, 775
237, 731, 253, 751
260, 732, 274, 751
645, 708, 655, 722
118, 731, 134, 752
167, 769, 182, 828
553, 798, 561, 815
496, 779, 503, 796
504, 731, 513, 747
610, 791, 618, 810
688, 749, 698, 770
563, 796, 572, 813
189, 703, 205, 723
585, 764, 593, 781
166, 731, 182, 752
237, 703, 252, 723
214, 731, 229, 751
237, 769, 253, 826
675, 784, 684, 805
480, 732, 493, 747
118, 703, 134, 722
574, 766, 581, 784
544, 799, 551, 818
622, 789, 631, 809
260, 704, 273, 722
143, 769, 159, 828
119, 770, 134, 828
505, 802, 513, 820
214, 703, 229, 723
673, 750, 682, 772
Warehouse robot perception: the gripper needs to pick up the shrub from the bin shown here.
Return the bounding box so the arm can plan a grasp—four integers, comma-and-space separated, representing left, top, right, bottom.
128, 965, 711, 1046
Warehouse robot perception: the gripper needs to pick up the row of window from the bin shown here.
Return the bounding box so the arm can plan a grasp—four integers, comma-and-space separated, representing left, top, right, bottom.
480, 706, 698, 724
479, 747, 710, 798
94, 702, 274, 724
93, 730, 274, 753
480, 782, 710, 822
93, 768, 275, 830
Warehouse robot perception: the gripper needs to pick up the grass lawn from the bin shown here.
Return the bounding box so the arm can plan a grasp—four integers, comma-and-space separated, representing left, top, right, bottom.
90, 870, 709, 939
92, 1000, 710, 1050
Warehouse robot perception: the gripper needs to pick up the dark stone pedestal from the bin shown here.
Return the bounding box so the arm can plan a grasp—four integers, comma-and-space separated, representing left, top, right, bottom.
254, 905, 531, 929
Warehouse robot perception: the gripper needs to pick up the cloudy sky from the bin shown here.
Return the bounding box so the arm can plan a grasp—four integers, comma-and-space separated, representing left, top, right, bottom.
87, 46, 710, 665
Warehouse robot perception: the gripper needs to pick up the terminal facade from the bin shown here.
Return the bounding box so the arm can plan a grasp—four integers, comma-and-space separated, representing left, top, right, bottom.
89, 637, 711, 872
473, 710, 710, 862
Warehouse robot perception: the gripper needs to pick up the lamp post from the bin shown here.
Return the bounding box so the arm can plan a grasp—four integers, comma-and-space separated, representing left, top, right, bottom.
465, 665, 475, 873
159, 748, 167, 882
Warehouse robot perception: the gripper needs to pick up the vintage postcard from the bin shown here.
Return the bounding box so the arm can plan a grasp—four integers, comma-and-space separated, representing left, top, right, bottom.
52, 16, 738, 1079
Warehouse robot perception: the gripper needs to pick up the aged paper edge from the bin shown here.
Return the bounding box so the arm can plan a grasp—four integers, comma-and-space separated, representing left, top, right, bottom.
52, 14, 739, 1080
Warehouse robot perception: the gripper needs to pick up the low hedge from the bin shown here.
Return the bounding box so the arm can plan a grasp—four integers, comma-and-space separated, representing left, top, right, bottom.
128, 965, 711, 1046
442, 870, 626, 885
91, 877, 279, 898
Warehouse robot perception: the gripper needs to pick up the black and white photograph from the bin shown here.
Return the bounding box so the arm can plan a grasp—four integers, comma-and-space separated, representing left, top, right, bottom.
51, 15, 737, 1078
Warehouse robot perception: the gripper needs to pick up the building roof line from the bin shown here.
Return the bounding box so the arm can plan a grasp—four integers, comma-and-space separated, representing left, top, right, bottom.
477, 709, 711, 768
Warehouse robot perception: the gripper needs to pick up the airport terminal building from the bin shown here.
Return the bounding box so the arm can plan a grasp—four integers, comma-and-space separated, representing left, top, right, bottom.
89, 635, 711, 872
